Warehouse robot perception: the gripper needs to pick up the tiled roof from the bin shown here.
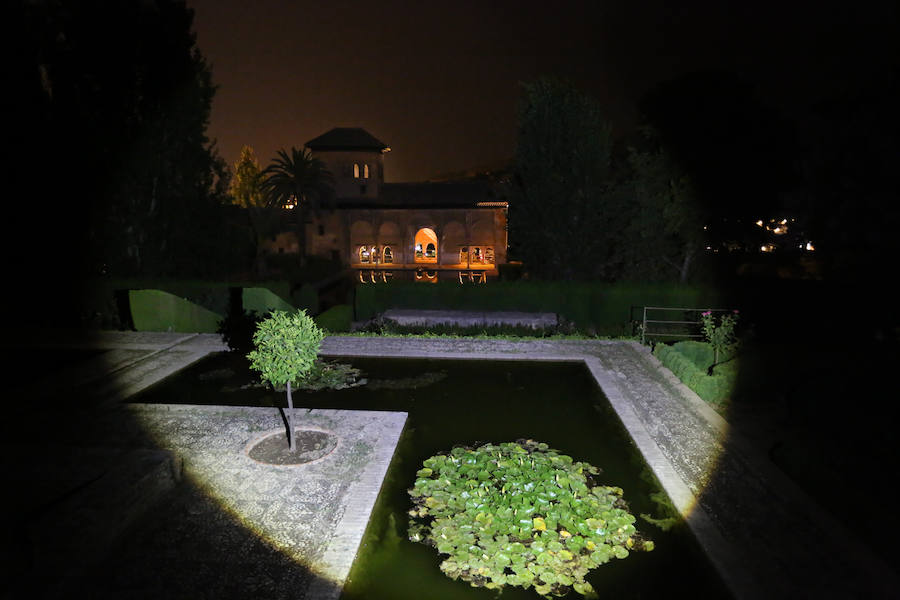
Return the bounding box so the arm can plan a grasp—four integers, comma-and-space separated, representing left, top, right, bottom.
305, 128, 389, 151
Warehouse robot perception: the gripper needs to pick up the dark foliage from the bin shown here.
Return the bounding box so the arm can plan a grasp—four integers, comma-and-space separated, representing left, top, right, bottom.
6, 0, 249, 299
217, 306, 265, 355
507, 78, 618, 281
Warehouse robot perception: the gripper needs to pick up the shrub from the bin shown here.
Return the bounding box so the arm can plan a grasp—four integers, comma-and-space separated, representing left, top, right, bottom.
700, 310, 740, 364
408, 440, 653, 598
217, 306, 265, 354
247, 310, 325, 450
653, 341, 736, 406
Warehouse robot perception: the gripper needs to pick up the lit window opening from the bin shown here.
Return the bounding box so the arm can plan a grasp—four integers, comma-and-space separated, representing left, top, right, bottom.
353, 163, 360, 178
413, 228, 438, 263
364, 164, 369, 179
358, 246, 370, 263
465, 246, 495, 265
383, 246, 393, 263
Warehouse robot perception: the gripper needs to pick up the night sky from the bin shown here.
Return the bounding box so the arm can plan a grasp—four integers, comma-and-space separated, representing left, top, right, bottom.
188, 0, 899, 182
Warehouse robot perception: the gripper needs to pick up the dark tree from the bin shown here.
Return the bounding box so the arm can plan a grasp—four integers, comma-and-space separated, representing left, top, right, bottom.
617, 127, 707, 283
6, 0, 241, 310
789, 65, 900, 279
507, 78, 618, 281
638, 70, 798, 227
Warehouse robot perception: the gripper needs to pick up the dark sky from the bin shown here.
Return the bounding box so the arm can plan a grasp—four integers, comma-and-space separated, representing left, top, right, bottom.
188, 0, 899, 182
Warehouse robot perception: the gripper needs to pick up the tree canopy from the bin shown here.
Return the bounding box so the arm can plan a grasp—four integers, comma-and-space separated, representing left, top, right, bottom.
8, 0, 245, 290
261, 147, 334, 263
230, 145, 266, 209
507, 78, 616, 281
618, 127, 706, 283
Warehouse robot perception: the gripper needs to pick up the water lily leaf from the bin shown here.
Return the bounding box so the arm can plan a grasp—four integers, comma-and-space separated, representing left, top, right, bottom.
539, 571, 557, 585
409, 443, 652, 596
437, 541, 455, 554
566, 535, 585, 552
573, 581, 598, 598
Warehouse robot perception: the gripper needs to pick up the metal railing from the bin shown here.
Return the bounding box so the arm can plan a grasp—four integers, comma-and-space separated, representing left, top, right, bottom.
640, 306, 734, 345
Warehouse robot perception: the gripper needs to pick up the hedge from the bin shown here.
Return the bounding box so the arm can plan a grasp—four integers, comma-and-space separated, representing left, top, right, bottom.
77, 278, 296, 330
128, 289, 223, 333
242, 287, 294, 315
355, 281, 722, 336
653, 341, 736, 405
314, 304, 353, 333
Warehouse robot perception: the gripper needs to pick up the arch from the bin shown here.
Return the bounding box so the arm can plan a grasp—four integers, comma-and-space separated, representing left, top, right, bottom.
379, 221, 401, 263
353, 163, 360, 178
364, 164, 369, 179
350, 220, 374, 244
414, 227, 438, 263
470, 217, 495, 245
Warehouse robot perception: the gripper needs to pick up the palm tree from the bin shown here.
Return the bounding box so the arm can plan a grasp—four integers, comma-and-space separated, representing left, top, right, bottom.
261, 147, 334, 265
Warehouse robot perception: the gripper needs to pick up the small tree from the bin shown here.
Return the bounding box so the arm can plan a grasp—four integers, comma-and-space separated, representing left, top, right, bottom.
247, 310, 325, 451
700, 310, 740, 366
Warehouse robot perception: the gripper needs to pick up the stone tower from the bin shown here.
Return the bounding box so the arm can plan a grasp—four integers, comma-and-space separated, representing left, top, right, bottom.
304, 127, 390, 200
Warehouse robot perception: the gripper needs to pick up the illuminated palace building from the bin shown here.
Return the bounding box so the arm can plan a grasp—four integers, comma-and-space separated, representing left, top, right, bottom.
274, 127, 508, 283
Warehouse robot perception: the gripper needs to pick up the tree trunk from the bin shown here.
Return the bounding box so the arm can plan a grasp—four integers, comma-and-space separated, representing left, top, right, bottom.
286, 380, 296, 451
679, 248, 695, 284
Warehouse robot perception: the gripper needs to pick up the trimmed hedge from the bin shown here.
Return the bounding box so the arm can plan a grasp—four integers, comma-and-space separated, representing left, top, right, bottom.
77, 278, 295, 330
242, 287, 294, 314
128, 289, 223, 333
314, 304, 353, 333
355, 281, 722, 336
653, 341, 736, 406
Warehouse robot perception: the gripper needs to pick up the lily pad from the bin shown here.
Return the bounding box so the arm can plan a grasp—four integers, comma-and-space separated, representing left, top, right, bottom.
407, 439, 653, 598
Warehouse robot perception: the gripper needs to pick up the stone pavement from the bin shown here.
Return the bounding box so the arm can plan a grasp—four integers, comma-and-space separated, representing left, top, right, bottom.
2, 331, 404, 600
3, 328, 897, 599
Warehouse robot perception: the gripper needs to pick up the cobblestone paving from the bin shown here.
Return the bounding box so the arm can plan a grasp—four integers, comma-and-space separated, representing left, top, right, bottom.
87, 405, 406, 600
